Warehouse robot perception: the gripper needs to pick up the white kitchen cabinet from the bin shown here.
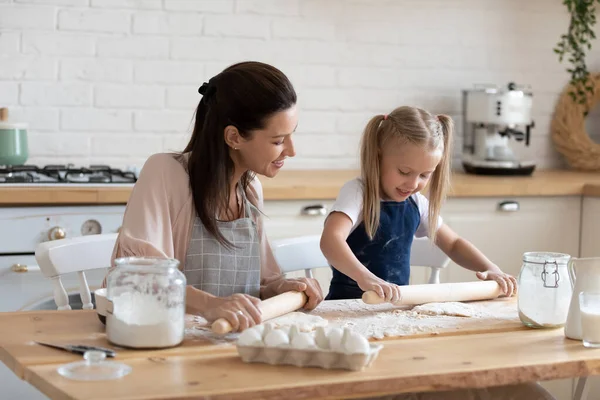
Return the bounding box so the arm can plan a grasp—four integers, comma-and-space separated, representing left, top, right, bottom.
438, 196, 581, 400
262, 200, 334, 240
438, 196, 581, 284
581, 196, 600, 257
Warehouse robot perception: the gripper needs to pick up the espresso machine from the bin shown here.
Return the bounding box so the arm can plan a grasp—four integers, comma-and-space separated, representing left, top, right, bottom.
462, 82, 536, 176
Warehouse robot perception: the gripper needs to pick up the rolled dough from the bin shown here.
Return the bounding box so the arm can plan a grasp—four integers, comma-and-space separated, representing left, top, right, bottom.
269, 312, 328, 332
412, 302, 486, 317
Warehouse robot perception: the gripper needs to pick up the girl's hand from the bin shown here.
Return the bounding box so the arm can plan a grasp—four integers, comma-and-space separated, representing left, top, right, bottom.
357, 274, 401, 303
476, 270, 517, 297
202, 293, 262, 332
263, 277, 324, 310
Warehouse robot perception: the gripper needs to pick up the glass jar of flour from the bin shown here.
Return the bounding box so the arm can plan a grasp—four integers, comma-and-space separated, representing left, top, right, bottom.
105, 257, 186, 349
517, 252, 572, 328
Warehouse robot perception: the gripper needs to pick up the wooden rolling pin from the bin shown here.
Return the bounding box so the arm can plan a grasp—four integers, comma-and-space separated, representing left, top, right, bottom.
211, 291, 308, 334
362, 281, 503, 306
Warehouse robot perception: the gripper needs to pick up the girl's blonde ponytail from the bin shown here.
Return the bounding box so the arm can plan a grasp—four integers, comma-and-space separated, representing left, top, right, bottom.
427, 114, 453, 242
360, 115, 385, 240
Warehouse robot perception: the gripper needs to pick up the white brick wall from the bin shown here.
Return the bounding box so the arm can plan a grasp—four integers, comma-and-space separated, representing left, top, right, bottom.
0, 0, 593, 170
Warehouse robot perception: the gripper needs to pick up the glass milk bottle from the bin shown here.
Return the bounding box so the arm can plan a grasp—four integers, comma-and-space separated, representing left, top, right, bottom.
517, 252, 572, 328
105, 257, 186, 349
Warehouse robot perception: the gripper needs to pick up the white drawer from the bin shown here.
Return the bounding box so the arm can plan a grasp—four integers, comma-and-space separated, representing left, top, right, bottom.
263, 200, 334, 240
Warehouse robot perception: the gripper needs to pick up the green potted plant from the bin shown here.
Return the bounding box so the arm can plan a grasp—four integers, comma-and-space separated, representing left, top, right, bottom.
554, 0, 600, 112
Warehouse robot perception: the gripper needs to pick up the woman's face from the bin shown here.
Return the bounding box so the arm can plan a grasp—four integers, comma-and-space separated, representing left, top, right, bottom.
236, 105, 298, 178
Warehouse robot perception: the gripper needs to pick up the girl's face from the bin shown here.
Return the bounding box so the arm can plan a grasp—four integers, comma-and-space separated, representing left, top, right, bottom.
379, 140, 442, 201
236, 106, 298, 178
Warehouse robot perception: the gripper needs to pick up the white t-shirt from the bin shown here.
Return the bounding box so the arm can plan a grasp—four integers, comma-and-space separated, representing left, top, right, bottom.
328, 178, 442, 238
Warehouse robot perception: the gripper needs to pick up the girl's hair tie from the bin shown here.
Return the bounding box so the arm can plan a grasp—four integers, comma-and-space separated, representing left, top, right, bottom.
383, 114, 388, 120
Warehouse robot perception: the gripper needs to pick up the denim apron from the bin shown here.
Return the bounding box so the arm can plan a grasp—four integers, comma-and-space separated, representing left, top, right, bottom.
326, 196, 421, 300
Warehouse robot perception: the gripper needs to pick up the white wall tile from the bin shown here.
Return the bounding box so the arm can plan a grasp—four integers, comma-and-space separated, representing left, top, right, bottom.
0, 82, 20, 104
0, 57, 57, 80
60, 58, 133, 82
133, 12, 203, 35
0, 32, 21, 55
0, 5, 55, 29
134, 61, 205, 84
204, 15, 270, 39
9, 107, 59, 130
97, 36, 169, 58
164, 0, 234, 13
22, 33, 96, 56
94, 84, 164, 108
58, 8, 131, 33
15, 0, 88, 5
21, 83, 92, 106
235, 0, 299, 16
91, 0, 162, 9
61, 108, 132, 131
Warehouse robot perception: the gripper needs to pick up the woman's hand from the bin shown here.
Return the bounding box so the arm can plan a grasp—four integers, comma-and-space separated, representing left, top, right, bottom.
202, 293, 262, 332
356, 273, 401, 304
476, 270, 517, 297
262, 277, 324, 310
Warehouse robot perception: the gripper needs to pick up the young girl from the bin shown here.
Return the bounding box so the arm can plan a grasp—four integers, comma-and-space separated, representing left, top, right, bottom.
320, 106, 517, 301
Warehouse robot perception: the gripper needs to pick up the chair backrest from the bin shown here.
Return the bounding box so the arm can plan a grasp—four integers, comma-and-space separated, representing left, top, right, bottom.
271, 235, 450, 284
34, 233, 118, 311
270, 235, 327, 278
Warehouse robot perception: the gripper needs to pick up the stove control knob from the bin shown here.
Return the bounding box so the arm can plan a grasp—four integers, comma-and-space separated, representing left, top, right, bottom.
48, 226, 67, 241
81, 219, 102, 236
11, 264, 28, 273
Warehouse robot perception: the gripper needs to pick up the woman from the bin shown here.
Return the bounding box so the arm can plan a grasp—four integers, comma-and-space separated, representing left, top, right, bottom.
110, 61, 323, 332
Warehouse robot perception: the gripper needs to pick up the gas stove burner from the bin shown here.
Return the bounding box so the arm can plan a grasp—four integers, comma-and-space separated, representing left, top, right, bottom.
5, 173, 34, 183
0, 165, 38, 173
0, 164, 138, 184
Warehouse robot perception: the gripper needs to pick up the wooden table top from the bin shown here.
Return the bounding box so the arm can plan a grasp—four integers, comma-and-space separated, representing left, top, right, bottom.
2, 302, 600, 400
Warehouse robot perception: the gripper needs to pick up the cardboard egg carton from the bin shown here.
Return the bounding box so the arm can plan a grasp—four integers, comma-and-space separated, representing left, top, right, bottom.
236, 324, 383, 371
236, 342, 383, 371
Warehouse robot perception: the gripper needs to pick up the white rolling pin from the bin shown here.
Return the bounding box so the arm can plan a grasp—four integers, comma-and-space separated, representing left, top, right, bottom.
211, 291, 308, 334
362, 281, 503, 306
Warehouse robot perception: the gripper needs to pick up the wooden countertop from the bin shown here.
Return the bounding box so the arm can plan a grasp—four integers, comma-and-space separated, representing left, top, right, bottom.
1, 169, 600, 205
0, 303, 597, 400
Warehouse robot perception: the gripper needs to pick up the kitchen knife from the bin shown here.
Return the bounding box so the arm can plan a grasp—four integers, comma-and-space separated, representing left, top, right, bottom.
35, 341, 116, 358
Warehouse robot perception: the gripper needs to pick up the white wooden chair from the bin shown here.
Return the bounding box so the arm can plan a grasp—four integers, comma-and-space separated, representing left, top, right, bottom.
271, 235, 450, 284
34, 233, 118, 310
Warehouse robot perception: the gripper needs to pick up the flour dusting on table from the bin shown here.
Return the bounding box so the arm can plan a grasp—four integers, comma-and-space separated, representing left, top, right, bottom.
184, 299, 518, 342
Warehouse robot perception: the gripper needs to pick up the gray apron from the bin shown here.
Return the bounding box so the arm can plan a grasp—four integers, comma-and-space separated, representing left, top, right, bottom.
184, 189, 261, 298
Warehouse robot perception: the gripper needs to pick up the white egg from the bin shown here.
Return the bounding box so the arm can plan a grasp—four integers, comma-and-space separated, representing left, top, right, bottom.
278, 325, 291, 337
288, 324, 300, 340
315, 326, 329, 349
342, 329, 370, 355
262, 323, 274, 339
253, 324, 265, 337
290, 332, 316, 349
237, 327, 264, 347
264, 329, 290, 347
327, 328, 345, 352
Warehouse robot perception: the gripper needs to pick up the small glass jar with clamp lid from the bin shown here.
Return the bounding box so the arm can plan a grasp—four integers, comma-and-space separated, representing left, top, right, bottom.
517, 252, 572, 328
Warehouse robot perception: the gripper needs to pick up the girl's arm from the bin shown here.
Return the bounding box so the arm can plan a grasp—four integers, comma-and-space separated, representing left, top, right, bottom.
320, 212, 401, 302
434, 223, 517, 296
